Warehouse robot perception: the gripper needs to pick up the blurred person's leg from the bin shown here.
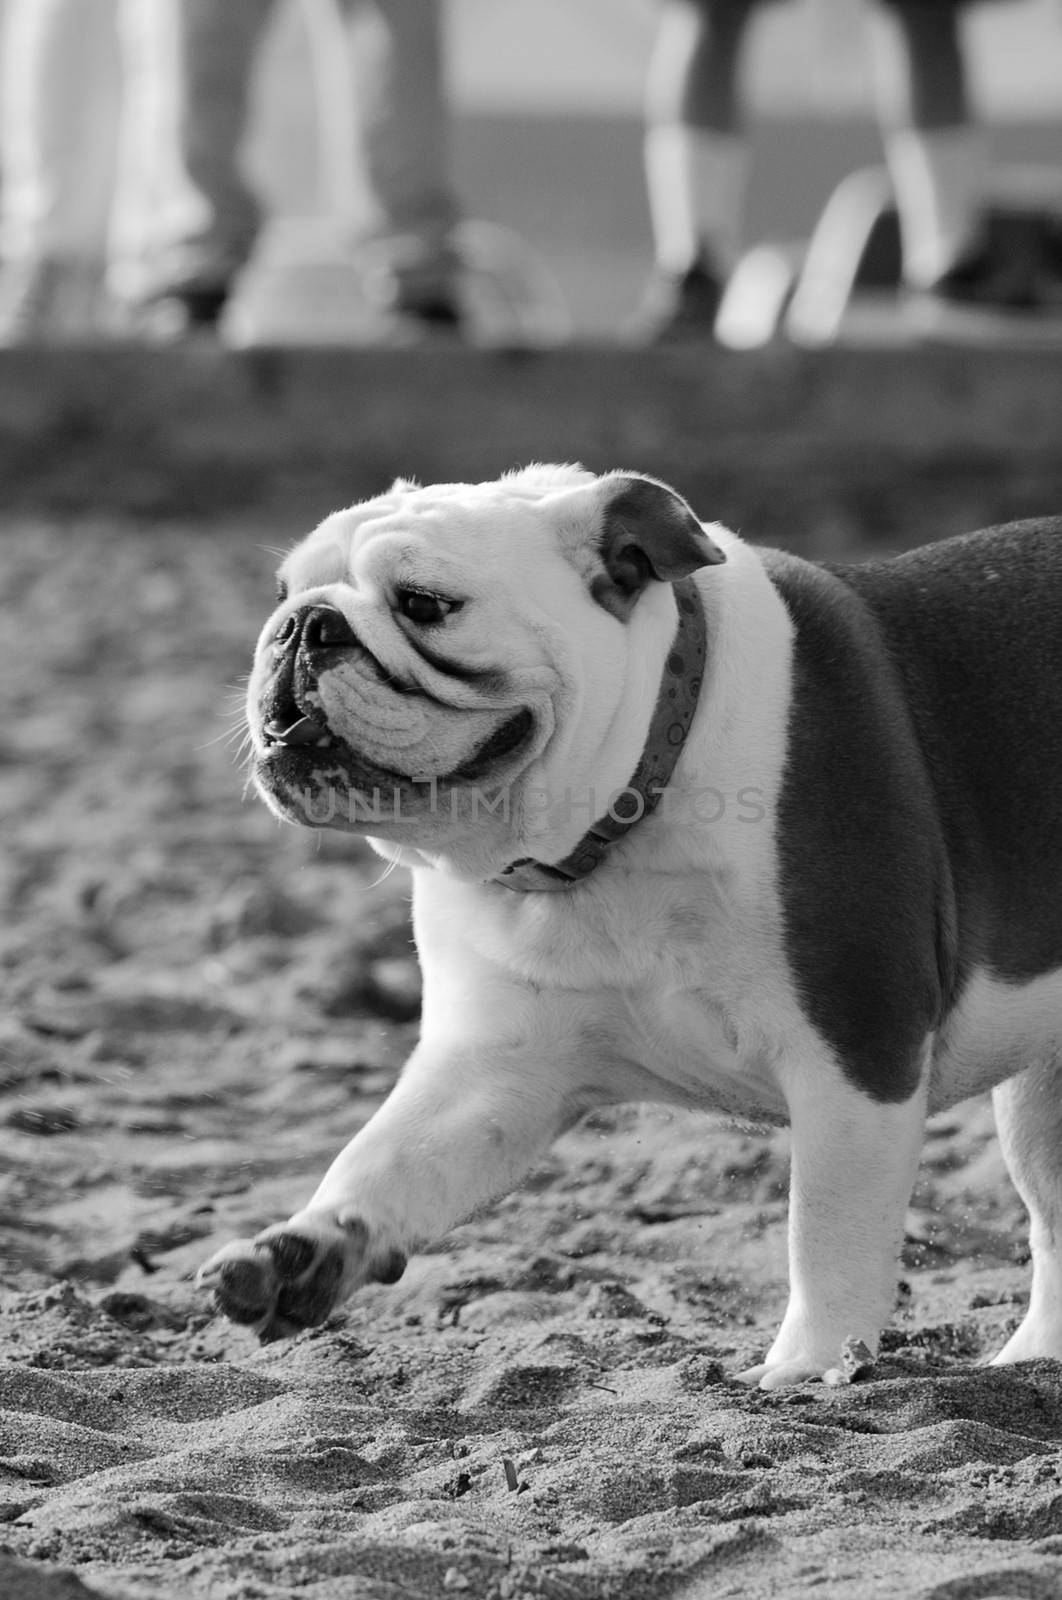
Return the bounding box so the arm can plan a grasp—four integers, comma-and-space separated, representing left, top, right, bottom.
871, 0, 988, 294
0, 0, 121, 340
640, 0, 757, 339
123, 0, 273, 330
110, 0, 198, 311
345, 0, 462, 325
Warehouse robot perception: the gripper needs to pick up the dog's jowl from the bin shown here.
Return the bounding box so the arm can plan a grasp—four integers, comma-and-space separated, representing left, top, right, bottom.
198, 464, 1062, 1387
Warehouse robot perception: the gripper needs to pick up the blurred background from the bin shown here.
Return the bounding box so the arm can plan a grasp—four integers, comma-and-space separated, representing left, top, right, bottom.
1, 0, 1060, 343
250, 0, 1062, 333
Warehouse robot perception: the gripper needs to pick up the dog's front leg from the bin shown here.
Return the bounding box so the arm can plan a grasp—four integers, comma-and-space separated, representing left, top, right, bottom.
198, 1020, 584, 1341
739, 1058, 928, 1389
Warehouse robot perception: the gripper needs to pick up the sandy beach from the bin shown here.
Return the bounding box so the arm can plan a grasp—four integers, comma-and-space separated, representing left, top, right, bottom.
3, 511, 1062, 1600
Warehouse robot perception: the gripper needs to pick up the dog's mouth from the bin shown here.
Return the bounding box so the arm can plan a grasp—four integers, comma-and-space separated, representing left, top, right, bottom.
259, 662, 337, 751
447, 704, 535, 781
262, 705, 338, 754
257, 665, 534, 788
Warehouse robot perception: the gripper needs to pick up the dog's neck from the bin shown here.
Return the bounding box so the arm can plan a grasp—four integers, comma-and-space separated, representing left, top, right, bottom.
493, 578, 707, 893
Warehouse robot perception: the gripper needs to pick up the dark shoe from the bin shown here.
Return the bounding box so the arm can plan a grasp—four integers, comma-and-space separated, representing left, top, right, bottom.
137, 279, 231, 341
635, 255, 724, 343
170, 283, 230, 326
358, 232, 465, 336
390, 280, 462, 330
1029, 214, 1062, 310
920, 205, 1062, 313
924, 244, 1041, 312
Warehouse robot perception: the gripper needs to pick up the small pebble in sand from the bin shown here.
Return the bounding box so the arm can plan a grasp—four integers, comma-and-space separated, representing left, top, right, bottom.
823, 1337, 877, 1386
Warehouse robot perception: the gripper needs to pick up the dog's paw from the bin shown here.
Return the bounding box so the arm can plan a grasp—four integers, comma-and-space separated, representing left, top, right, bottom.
196, 1210, 407, 1342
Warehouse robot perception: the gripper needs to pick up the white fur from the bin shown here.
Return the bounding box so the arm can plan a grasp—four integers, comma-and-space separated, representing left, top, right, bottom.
929, 967, 1062, 1364
930, 966, 1062, 1110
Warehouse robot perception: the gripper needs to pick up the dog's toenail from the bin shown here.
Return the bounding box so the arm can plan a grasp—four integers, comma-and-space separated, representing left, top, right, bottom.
275, 1248, 345, 1329
217, 1257, 273, 1320
269, 1233, 318, 1279
373, 1250, 407, 1285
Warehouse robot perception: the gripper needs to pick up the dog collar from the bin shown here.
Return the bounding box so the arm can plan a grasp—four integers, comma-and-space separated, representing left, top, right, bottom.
493, 577, 707, 893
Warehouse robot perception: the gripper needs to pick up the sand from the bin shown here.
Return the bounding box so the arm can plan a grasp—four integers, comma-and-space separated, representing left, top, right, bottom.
3, 514, 1062, 1600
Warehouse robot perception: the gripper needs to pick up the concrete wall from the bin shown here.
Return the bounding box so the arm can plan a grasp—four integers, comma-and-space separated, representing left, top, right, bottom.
3, 345, 1061, 557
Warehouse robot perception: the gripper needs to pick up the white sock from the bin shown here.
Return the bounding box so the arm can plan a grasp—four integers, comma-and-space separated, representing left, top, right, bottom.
885, 125, 989, 287
644, 124, 748, 276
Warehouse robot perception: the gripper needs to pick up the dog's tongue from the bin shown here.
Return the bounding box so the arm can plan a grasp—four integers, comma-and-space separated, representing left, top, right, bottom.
264, 715, 321, 747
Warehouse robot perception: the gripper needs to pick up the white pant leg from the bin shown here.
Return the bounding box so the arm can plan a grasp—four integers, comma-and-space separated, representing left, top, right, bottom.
0, 0, 120, 265
342, 0, 457, 249
113, 0, 269, 299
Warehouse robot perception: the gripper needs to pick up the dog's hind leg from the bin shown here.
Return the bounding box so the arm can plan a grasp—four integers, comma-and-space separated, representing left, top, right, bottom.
991, 1060, 1062, 1363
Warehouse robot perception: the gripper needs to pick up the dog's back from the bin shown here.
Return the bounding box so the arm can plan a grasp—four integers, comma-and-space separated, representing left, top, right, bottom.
839, 519, 1062, 987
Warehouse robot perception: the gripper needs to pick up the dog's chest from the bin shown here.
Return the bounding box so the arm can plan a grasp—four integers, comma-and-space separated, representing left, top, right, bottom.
473, 873, 798, 1118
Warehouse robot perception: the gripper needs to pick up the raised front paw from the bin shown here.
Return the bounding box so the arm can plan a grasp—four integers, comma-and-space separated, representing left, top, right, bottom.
197, 1210, 407, 1342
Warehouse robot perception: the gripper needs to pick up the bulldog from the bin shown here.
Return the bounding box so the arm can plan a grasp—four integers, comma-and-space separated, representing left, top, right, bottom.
199, 464, 1062, 1388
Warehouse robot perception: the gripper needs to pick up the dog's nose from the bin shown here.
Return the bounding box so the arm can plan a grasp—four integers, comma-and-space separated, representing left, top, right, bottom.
302, 605, 358, 651
275, 604, 358, 653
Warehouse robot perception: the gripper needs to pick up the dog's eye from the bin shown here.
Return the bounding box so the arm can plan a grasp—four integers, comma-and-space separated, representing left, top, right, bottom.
275, 578, 288, 605
395, 588, 461, 626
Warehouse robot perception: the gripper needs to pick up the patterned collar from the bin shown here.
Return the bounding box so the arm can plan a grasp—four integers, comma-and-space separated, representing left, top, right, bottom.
492, 578, 707, 893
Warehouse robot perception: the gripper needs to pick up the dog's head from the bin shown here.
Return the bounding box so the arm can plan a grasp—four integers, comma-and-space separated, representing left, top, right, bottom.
247, 465, 725, 879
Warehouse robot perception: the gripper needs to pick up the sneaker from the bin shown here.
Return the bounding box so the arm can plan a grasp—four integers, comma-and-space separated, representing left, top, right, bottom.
0, 255, 110, 344
364, 222, 571, 348
634, 255, 724, 343
363, 235, 464, 335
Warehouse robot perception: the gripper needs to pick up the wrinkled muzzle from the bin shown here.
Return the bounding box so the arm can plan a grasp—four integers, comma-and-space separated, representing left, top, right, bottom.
249, 602, 533, 831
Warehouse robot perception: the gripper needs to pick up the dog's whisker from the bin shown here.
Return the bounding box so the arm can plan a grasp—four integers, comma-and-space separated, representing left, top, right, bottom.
367, 858, 401, 889
256, 544, 292, 561
194, 716, 252, 753
206, 724, 247, 747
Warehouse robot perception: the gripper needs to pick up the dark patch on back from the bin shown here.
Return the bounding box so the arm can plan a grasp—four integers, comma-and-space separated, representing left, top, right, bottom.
832, 518, 1062, 984
761, 549, 948, 1103
764, 518, 1062, 1101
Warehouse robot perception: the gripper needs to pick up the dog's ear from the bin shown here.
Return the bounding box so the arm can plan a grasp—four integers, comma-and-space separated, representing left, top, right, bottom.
593, 473, 726, 620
